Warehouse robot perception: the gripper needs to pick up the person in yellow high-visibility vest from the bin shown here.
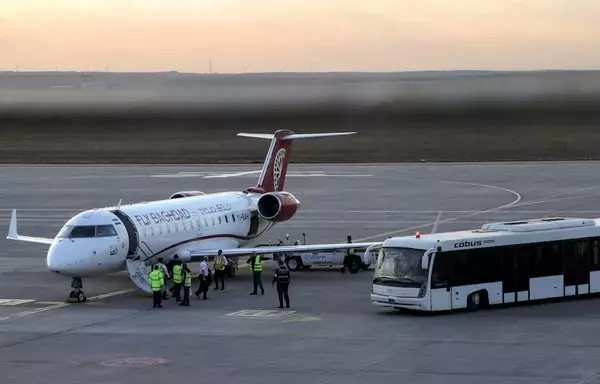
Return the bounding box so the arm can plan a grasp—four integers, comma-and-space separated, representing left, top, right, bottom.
149, 265, 164, 308
179, 263, 192, 307
249, 251, 267, 295
171, 254, 183, 302
213, 250, 228, 290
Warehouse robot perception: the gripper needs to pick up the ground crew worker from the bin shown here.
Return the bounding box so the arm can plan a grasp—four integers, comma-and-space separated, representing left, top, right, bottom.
149, 265, 164, 308
156, 257, 170, 300
341, 235, 357, 274
172, 254, 183, 302
249, 251, 266, 295
180, 263, 192, 306
195, 256, 210, 300
213, 250, 228, 290
272, 258, 291, 308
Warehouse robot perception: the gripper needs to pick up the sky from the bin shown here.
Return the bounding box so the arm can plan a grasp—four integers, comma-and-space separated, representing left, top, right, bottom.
1, 0, 599, 73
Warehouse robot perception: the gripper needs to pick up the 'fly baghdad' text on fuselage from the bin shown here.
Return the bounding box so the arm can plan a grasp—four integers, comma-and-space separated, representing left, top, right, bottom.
133, 204, 234, 227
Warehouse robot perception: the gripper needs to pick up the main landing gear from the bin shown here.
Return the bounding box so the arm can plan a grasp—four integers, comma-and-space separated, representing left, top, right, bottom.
67, 277, 87, 303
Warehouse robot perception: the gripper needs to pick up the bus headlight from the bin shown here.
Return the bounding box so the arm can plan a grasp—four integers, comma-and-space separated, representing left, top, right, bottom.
417, 282, 427, 298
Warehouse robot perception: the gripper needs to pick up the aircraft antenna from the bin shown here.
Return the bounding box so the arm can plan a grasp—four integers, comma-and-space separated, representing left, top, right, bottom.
117, 199, 122, 209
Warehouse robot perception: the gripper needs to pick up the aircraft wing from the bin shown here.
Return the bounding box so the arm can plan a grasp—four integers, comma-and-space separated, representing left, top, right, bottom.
6, 209, 54, 245
184, 241, 382, 259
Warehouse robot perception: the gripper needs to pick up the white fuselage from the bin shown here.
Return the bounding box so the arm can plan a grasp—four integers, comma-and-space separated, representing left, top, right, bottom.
46, 191, 272, 277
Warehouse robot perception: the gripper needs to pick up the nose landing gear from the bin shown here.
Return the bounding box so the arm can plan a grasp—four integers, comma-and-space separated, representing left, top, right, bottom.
67, 277, 87, 303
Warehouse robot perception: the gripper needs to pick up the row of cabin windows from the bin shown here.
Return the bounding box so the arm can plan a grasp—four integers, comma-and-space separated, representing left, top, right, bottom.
431, 237, 600, 288
141, 213, 237, 237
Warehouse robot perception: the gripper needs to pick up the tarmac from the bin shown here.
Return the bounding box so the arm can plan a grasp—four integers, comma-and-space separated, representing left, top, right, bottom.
2, 162, 600, 383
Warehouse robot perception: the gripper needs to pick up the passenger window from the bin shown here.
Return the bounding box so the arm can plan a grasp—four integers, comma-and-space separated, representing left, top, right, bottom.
232, 214, 235, 222
196, 219, 201, 227
96, 225, 117, 237
212, 217, 215, 226
225, 215, 228, 223
204, 218, 208, 227
69, 226, 96, 238
159, 225, 163, 235
219, 216, 222, 224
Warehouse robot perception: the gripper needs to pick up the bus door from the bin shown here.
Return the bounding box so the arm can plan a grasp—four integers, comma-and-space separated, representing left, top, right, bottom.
563, 239, 590, 296
429, 252, 453, 311
501, 249, 517, 304
514, 246, 531, 302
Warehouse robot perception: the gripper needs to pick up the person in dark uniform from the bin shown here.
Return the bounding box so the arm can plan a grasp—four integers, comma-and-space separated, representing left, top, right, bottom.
272, 259, 291, 308
341, 234, 357, 273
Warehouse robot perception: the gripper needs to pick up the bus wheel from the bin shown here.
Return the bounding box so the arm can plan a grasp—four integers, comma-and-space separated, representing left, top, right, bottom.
467, 291, 482, 311
286, 257, 302, 271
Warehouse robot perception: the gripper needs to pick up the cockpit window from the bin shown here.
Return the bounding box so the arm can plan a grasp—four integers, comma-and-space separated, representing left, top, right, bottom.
69, 225, 96, 238
96, 225, 117, 237
57, 224, 118, 238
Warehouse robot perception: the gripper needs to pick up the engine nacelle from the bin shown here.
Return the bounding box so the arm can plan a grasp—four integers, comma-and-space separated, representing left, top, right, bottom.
257, 192, 300, 222
169, 191, 206, 199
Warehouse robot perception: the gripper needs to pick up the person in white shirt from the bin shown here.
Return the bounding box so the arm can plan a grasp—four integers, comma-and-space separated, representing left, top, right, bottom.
195, 256, 211, 300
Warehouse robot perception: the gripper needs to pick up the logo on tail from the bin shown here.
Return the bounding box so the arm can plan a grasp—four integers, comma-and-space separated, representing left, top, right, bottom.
272, 148, 287, 191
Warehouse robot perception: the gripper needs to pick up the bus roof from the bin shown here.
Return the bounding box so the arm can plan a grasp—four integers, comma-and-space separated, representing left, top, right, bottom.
381, 217, 600, 252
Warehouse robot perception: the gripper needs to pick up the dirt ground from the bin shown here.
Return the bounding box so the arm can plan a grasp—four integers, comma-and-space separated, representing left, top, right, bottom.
1, 103, 600, 164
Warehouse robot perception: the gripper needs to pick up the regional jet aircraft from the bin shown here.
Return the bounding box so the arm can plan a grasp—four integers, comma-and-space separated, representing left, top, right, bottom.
7, 130, 380, 302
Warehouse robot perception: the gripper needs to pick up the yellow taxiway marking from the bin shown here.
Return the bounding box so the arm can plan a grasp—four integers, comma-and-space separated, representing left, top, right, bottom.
0, 288, 136, 322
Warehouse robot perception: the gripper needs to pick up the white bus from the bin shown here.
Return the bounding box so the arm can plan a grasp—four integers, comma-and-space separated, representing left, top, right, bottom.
370, 217, 600, 312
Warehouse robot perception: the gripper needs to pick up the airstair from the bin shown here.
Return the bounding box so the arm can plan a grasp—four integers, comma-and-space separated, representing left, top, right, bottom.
125, 242, 156, 294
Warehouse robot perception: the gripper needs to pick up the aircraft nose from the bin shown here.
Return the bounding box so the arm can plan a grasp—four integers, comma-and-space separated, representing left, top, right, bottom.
46, 240, 79, 274
47, 242, 66, 272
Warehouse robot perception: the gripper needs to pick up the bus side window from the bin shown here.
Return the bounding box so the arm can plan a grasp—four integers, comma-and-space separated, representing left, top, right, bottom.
431, 253, 452, 288
592, 239, 600, 269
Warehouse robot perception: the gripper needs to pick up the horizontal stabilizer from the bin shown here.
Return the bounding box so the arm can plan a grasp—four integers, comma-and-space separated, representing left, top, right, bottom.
237, 131, 356, 140
236, 133, 275, 139
183, 241, 382, 260
6, 209, 54, 245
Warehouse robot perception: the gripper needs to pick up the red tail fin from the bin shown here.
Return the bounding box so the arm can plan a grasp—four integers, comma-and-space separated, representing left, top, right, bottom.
237, 129, 357, 194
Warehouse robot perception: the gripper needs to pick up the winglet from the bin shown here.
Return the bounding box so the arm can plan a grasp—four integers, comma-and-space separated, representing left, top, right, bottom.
6, 209, 54, 245
7, 209, 18, 240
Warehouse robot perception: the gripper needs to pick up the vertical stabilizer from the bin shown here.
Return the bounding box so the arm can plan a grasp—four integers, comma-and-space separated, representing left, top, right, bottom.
237, 129, 356, 193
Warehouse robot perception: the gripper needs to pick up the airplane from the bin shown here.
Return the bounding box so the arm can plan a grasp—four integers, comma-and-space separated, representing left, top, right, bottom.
6, 129, 381, 302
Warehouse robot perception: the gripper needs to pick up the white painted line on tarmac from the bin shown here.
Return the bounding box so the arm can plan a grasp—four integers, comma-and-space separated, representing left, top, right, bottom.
88, 288, 137, 301
0, 299, 36, 306
0, 288, 137, 322
356, 180, 522, 241
225, 309, 296, 319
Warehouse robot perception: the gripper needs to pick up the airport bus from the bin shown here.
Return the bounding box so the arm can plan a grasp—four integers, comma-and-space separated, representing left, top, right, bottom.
370, 217, 600, 312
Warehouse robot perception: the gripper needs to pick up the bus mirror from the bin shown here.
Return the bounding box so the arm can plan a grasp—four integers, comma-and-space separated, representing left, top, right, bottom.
421, 253, 431, 270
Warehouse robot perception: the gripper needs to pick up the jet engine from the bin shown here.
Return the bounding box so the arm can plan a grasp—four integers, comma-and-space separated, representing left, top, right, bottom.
169, 191, 206, 199
257, 192, 300, 222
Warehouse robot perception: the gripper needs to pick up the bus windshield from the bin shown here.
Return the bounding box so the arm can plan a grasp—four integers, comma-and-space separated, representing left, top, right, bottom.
373, 247, 428, 286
